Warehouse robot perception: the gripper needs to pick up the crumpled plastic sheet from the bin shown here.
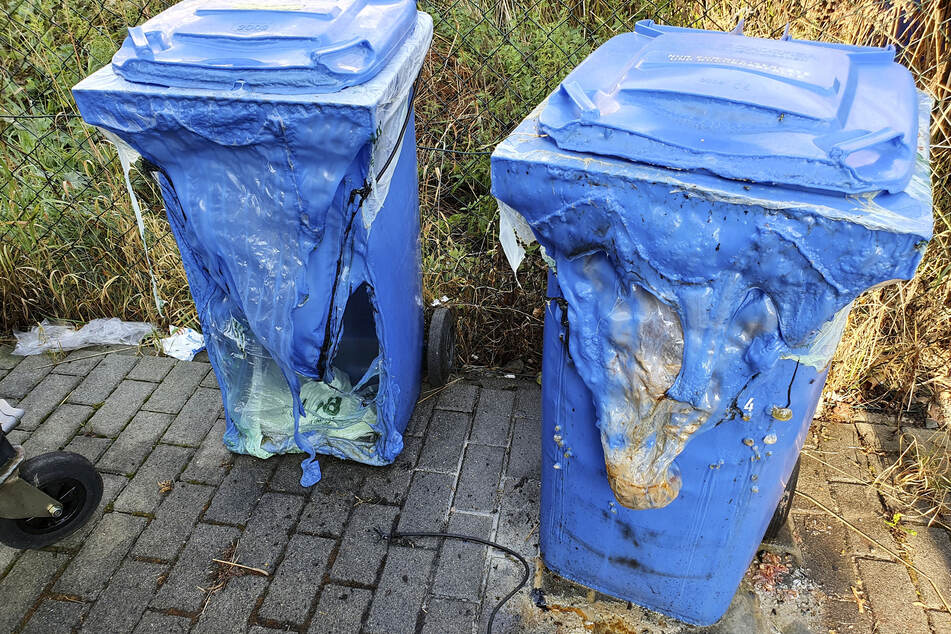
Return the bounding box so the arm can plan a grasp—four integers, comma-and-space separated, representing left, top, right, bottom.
73, 12, 433, 486
491, 90, 934, 509
13, 318, 155, 356
160, 325, 205, 361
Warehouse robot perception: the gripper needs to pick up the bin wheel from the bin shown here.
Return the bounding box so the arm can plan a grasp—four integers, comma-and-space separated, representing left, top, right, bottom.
0, 452, 103, 549
427, 307, 456, 387
763, 456, 801, 541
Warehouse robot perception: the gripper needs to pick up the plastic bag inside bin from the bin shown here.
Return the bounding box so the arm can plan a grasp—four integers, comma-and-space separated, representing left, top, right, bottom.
209, 311, 389, 464
73, 11, 434, 486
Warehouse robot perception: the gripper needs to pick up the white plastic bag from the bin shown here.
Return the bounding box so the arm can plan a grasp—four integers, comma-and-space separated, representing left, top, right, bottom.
13, 318, 155, 356
160, 325, 205, 361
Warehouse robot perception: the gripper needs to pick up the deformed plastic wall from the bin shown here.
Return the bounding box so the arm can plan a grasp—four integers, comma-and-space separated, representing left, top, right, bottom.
74, 14, 433, 485
493, 92, 932, 510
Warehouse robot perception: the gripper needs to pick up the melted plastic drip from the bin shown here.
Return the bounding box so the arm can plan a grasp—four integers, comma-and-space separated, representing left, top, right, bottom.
491, 91, 933, 510
101, 130, 165, 316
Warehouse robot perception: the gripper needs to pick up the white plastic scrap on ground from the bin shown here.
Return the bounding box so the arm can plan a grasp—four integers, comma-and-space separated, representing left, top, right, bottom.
13, 318, 155, 356
160, 325, 205, 361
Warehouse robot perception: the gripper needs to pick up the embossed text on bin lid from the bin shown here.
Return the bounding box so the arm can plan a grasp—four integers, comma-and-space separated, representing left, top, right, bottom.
111, 0, 417, 94
538, 20, 919, 194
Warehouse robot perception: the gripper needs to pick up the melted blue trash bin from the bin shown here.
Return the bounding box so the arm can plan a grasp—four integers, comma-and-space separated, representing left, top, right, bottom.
73, 0, 433, 485
491, 21, 933, 625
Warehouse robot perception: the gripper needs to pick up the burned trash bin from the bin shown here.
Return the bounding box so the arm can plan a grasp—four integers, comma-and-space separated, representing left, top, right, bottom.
72, 0, 451, 486
491, 20, 933, 625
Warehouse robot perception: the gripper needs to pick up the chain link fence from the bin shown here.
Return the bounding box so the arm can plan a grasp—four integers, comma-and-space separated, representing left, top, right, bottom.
2, 0, 949, 400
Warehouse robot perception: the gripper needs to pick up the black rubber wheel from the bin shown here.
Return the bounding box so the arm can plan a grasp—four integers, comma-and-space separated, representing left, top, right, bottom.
0, 452, 103, 549
763, 455, 801, 541
427, 307, 456, 387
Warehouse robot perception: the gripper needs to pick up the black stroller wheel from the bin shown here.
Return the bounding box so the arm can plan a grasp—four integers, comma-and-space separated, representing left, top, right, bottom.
427, 307, 456, 387
0, 452, 103, 549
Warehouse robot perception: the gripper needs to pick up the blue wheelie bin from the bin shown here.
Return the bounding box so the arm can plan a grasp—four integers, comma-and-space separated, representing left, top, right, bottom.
491, 21, 933, 625
73, 0, 434, 485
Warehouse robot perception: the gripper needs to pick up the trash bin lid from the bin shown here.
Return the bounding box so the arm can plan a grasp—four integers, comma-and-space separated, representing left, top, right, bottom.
111, 0, 417, 94
538, 20, 919, 194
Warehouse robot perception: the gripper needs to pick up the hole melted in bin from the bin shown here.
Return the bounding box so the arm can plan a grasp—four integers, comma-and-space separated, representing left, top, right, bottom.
334, 282, 380, 388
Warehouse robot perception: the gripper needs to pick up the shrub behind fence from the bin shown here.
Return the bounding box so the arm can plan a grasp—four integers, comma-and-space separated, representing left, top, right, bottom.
1, 0, 948, 404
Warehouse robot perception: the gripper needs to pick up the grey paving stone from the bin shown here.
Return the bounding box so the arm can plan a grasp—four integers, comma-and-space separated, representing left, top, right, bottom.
162, 387, 223, 447
297, 489, 353, 537
903, 527, 951, 608
513, 385, 541, 420
0, 354, 53, 400
844, 513, 900, 562
470, 388, 515, 446
236, 491, 304, 572
417, 410, 470, 473
58, 473, 128, 549
312, 455, 368, 494
857, 558, 930, 634
793, 454, 838, 513
54, 511, 147, 599
0, 550, 69, 632
151, 522, 241, 612
364, 546, 435, 634
142, 362, 209, 414
203, 454, 275, 525
404, 393, 435, 437
21, 598, 85, 634
928, 610, 951, 633
16, 373, 82, 431
50, 347, 105, 376
86, 379, 157, 437
134, 611, 193, 633
0, 543, 18, 575
421, 597, 479, 634
6, 428, 28, 445
398, 470, 454, 533
194, 574, 268, 634
360, 435, 421, 504
496, 477, 541, 560
436, 382, 479, 413
792, 513, 855, 598
454, 444, 505, 512
182, 418, 234, 485
269, 453, 312, 494
0, 346, 20, 370
67, 353, 138, 405
829, 482, 885, 518
506, 415, 541, 481
330, 503, 399, 585
820, 598, 873, 634
133, 482, 215, 560
83, 559, 166, 633
819, 422, 869, 481
21, 403, 93, 455
259, 533, 335, 624
432, 512, 493, 602
64, 434, 112, 464
127, 356, 176, 382
200, 369, 221, 389
309, 585, 372, 634
113, 444, 194, 513
97, 410, 174, 475
479, 555, 530, 634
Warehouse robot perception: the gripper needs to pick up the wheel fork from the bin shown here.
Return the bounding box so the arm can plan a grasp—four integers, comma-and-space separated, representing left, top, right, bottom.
0, 443, 63, 520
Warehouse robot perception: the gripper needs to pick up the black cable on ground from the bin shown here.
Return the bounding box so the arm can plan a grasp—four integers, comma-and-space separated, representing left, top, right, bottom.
385, 530, 531, 634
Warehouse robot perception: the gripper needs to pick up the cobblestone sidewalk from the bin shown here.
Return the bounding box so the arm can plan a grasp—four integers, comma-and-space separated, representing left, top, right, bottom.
0, 346, 949, 633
